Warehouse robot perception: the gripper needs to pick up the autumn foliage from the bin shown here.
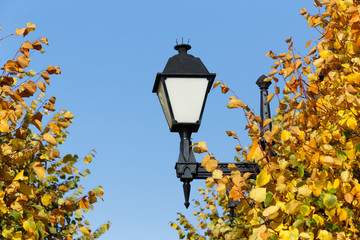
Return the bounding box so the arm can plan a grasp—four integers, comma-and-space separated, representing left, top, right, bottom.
172, 0, 360, 239
0, 23, 109, 239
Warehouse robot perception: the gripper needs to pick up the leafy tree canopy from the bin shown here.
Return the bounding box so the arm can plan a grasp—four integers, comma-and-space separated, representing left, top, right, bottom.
0, 23, 110, 239
172, 0, 360, 239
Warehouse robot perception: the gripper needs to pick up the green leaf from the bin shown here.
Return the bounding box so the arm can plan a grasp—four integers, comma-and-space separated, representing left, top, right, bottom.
336, 150, 347, 160
323, 194, 337, 208
298, 163, 304, 177
264, 191, 273, 207
325, 222, 340, 232
300, 204, 311, 215
9, 210, 21, 221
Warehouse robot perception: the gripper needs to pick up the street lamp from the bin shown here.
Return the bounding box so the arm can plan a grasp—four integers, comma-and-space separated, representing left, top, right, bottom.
153, 43, 260, 209
152, 44, 216, 133
153, 44, 215, 208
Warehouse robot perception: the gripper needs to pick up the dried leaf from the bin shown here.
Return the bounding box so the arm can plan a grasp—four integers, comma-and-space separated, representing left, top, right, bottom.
227, 96, 243, 109
32, 162, 46, 180
15, 28, 25, 36
39, 37, 49, 45
194, 141, 208, 153
37, 81, 46, 92
43, 133, 57, 145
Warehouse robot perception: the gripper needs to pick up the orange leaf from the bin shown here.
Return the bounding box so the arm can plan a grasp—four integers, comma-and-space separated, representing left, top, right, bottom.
3, 60, 20, 72
305, 39, 312, 48
194, 141, 208, 153
46, 65, 57, 74
32, 40, 42, 50
229, 186, 243, 201
17, 55, 29, 69
39, 37, 49, 45
21, 41, 34, 49
37, 82, 46, 92
15, 28, 25, 36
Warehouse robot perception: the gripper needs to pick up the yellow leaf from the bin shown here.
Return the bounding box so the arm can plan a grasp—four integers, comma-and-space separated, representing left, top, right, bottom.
13, 170, 27, 181
313, 58, 324, 68
79, 226, 91, 238
0, 199, 7, 214
215, 182, 226, 195
13, 231, 22, 240
26, 22, 36, 32
256, 169, 271, 187
15, 28, 25, 36
205, 177, 215, 188
212, 169, 223, 180
247, 140, 264, 162
298, 185, 312, 197
267, 94, 274, 103
23, 217, 36, 233
268, 69, 278, 76
228, 163, 237, 169
84, 155, 92, 164
227, 96, 243, 109
193, 141, 208, 153
32, 162, 46, 180
43, 133, 57, 145
281, 130, 291, 142
297, 99, 305, 109
263, 118, 272, 128
337, 208, 348, 222
317, 230, 332, 240
205, 158, 218, 172
229, 186, 242, 201
63, 111, 75, 119
321, 156, 341, 168
0, 120, 9, 132
201, 154, 210, 167
41, 193, 52, 206
263, 205, 279, 218
250, 187, 266, 203
212, 81, 221, 89
39, 37, 49, 45
341, 170, 351, 183
346, 117, 357, 130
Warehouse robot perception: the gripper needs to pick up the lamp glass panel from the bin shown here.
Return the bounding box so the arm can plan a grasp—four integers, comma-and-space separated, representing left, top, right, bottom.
157, 80, 173, 128
165, 77, 208, 123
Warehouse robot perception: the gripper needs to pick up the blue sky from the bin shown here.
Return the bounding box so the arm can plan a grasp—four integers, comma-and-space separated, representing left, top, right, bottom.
1, 1, 317, 239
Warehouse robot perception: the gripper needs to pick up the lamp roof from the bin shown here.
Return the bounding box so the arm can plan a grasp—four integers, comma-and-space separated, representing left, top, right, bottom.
162, 44, 210, 74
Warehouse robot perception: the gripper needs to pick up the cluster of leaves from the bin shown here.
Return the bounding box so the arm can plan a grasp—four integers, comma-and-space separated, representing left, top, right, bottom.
0, 24, 110, 239
172, 0, 360, 239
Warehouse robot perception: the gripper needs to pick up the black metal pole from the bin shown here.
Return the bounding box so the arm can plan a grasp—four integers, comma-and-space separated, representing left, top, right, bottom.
175, 128, 197, 208
256, 75, 272, 132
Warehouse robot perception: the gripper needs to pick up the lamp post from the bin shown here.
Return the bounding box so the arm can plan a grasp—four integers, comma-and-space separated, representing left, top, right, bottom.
153, 44, 265, 209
